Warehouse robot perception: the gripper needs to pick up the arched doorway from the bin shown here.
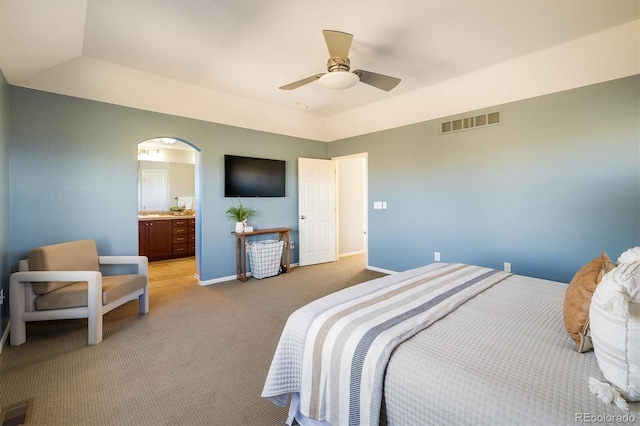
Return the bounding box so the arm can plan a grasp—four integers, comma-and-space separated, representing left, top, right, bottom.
137, 137, 203, 280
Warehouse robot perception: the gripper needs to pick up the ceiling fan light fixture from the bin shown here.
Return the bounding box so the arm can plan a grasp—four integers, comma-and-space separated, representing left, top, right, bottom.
319, 71, 359, 90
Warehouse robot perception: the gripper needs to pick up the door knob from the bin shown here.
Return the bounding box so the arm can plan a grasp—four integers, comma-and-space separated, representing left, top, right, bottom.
300, 215, 306, 220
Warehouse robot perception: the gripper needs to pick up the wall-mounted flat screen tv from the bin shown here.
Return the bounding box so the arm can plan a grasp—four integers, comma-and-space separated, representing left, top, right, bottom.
224, 155, 286, 197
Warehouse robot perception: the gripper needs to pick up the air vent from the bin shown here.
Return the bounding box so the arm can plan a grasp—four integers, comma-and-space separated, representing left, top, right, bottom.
1, 398, 34, 425
441, 111, 501, 134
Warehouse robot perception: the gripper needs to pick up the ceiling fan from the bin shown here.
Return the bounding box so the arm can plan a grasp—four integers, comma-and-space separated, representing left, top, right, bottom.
279, 30, 401, 92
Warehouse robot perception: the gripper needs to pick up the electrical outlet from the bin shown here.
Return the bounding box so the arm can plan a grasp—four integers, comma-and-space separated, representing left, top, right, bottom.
434, 252, 441, 261
504, 262, 511, 272
290, 241, 295, 250
0, 289, 4, 305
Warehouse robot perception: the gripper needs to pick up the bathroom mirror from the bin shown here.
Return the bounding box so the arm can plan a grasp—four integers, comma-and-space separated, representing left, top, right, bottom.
138, 138, 196, 212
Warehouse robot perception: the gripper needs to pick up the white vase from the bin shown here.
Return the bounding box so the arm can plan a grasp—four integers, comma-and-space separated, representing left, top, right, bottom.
235, 222, 244, 233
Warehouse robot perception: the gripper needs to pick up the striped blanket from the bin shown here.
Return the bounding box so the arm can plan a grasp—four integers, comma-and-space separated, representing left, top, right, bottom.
262, 263, 513, 426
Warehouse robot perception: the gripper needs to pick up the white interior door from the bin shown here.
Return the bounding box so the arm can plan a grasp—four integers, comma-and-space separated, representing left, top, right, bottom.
298, 158, 337, 266
141, 170, 168, 211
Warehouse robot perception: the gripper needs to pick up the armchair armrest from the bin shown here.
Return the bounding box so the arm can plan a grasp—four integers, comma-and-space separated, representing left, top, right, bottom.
10, 271, 103, 310
99, 255, 148, 276
10, 270, 104, 345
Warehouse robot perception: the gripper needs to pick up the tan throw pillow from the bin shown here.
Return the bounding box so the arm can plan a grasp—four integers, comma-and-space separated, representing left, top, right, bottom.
563, 252, 614, 352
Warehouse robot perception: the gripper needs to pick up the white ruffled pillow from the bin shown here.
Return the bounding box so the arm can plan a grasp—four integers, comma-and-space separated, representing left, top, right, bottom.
618, 246, 640, 264
589, 258, 640, 410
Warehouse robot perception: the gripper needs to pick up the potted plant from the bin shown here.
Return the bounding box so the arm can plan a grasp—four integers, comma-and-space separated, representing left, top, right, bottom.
226, 199, 255, 233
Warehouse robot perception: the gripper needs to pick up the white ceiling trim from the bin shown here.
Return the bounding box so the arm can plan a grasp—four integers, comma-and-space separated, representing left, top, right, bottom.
325, 20, 640, 142
4, 5, 638, 143
16, 19, 639, 143
19, 55, 329, 141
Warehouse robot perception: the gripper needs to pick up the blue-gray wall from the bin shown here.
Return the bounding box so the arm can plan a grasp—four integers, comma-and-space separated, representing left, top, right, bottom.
8, 87, 325, 281
6, 76, 640, 285
328, 76, 640, 283
0, 69, 9, 335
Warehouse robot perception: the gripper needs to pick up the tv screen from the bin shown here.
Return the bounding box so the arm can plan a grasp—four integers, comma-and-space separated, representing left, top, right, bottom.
224, 155, 286, 197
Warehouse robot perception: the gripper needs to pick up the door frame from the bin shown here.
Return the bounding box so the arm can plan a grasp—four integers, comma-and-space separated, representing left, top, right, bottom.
333, 152, 368, 267
137, 138, 203, 281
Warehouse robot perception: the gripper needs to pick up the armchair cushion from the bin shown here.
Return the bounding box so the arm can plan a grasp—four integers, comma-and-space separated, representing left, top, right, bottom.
35, 274, 148, 311
29, 239, 100, 295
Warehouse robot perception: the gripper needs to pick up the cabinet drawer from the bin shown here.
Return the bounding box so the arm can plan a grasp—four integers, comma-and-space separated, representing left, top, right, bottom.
173, 226, 187, 234
173, 235, 188, 244
172, 244, 188, 255
173, 219, 189, 227
188, 234, 196, 243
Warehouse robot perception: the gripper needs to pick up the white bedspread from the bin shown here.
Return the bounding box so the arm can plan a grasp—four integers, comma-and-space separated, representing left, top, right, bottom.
383, 273, 640, 425
262, 263, 512, 426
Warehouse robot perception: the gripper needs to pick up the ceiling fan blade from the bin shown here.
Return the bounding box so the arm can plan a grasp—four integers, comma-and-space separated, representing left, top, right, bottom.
353, 70, 401, 91
323, 30, 353, 59
279, 74, 324, 90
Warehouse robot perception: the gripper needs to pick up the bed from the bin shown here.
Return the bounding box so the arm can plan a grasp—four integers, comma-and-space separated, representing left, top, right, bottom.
262, 261, 640, 425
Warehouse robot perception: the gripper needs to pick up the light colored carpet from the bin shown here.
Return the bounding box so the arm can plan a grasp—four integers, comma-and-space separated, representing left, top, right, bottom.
0, 255, 384, 425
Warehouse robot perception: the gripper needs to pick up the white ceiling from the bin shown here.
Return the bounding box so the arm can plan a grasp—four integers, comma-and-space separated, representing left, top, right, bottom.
1, 0, 638, 141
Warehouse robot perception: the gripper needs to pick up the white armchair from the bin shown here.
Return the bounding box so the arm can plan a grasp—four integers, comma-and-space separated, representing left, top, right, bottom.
10, 239, 149, 345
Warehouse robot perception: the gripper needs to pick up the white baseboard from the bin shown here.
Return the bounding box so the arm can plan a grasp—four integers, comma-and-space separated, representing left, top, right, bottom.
366, 265, 397, 275
339, 250, 365, 258
198, 263, 300, 286
199, 274, 241, 286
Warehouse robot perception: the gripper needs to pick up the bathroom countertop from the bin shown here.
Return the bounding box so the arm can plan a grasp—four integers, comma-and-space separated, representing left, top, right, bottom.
137, 214, 195, 221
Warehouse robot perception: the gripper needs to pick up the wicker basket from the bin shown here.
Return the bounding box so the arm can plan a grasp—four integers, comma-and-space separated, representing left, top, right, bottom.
247, 240, 284, 279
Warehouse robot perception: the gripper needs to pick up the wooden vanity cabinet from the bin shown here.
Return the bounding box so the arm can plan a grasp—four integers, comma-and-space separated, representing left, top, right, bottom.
139, 220, 173, 260
138, 221, 149, 257
188, 219, 196, 255
139, 217, 196, 261
172, 219, 189, 257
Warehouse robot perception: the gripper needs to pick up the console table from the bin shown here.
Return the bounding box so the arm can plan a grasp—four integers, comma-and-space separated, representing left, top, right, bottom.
233, 227, 292, 282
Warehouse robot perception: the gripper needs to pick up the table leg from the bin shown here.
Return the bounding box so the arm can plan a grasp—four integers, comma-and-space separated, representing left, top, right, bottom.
236, 235, 248, 282
284, 231, 290, 273
278, 231, 291, 273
